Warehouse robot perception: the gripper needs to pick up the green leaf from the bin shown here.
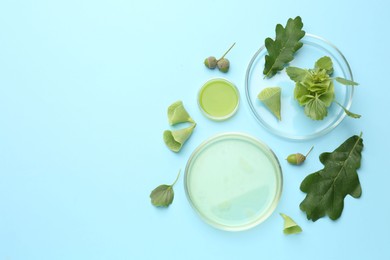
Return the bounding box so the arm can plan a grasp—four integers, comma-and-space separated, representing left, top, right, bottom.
288, 56, 359, 120
150, 170, 181, 207
294, 82, 311, 105
280, 213, 303, 234
315, 56, 333, 75
150, 185, 174, 207
167, 100, 194, 125
300, 134, 364, 221
334, 77, 359, 86
310, 68, 330, 84
307, 80, 331, 93
318, 82, 335, 106
163, 123, 196, 152
263, 16, 305, 78
334, 101, 361, 119
304, 97, 327, 120
286, 67, 310, 83
257, 87, 282, 120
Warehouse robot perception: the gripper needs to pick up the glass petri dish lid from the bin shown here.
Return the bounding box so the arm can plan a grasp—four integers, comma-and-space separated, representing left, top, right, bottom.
184, 132, 282, 231
245, 34, 355, 140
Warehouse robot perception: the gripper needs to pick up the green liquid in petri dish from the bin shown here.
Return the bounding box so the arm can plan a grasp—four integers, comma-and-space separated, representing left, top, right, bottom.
198, 78, 239, 120
184, 133, 282, 231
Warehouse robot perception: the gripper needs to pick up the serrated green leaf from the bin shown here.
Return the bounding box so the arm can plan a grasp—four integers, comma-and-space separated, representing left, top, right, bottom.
300, 134, 364, 221
304, 97, 327, 120
334, 77, 359, 86
263, 16, 305, 78
315, 56, 333, 75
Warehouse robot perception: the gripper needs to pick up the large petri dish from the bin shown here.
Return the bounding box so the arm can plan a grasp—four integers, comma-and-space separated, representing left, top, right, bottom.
245, 34, 354, 140
184, 133, 282, 231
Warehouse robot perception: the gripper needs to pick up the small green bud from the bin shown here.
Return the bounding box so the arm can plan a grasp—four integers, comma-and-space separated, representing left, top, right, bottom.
217, 58, 230, 73
204, 56, 217, 69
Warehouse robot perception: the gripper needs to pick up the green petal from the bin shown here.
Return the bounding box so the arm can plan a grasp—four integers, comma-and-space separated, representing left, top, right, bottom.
167, 101, 194, 125
280, 213, 303, 235
163, 124, 196, 152
257, 87, 282, 120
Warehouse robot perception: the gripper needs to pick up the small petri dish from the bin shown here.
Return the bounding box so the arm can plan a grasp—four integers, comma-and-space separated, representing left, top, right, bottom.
198, 78, 240, 121
184, 132, 282, 231
245, 34, 355, 140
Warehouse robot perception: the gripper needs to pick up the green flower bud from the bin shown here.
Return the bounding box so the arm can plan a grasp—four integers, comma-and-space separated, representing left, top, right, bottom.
204, 56, 217, 69
217, 58, 230, 73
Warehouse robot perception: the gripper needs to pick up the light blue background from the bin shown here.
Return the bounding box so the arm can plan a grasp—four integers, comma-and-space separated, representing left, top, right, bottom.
1, 0, 389, 259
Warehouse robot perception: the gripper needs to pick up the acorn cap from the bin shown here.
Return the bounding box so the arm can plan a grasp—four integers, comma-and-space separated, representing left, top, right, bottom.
204, 56, 217, 69
257, 87, 282, 120
217, 58, 230, 73
287, 153, 306, 165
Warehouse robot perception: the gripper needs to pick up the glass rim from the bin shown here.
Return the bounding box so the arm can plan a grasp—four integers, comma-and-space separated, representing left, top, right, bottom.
197, 77, 240, 121
184, 132, 283, 231
245, 33, 355, 140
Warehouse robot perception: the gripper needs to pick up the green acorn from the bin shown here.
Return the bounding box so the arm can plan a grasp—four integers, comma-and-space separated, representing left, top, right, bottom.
204, 42, 235, 72
204, 56, 217, 69
217, 58, 230, 73
287, 146, 314, 165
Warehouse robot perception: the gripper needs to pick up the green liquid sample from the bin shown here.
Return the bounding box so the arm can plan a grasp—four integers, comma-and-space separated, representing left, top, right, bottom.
185, 133, 282, 231
198, 78, 239, 120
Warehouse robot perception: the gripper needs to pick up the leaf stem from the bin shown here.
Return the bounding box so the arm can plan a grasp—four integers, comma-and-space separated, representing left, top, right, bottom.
218, 42, 236, 60
305, 145, 314, 158
334, 101, 361, 119
332, 134, 363, 186
332, 77, 359, 86
171, 169, 181, 187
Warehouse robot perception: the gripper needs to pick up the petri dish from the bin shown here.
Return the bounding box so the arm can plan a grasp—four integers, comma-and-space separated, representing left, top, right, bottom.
184, 132, 282, 231
245, 34, 355, 140
198, 78, 240, 121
